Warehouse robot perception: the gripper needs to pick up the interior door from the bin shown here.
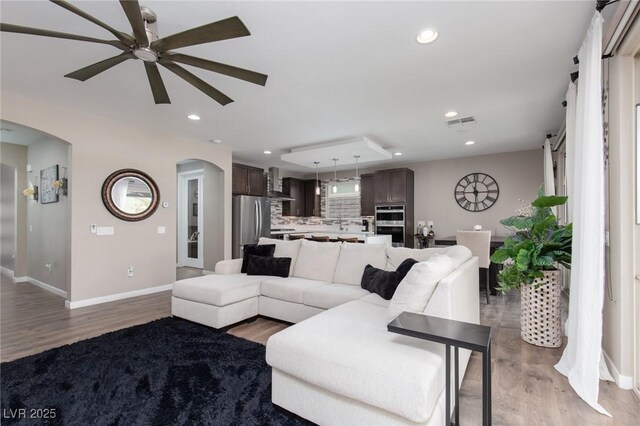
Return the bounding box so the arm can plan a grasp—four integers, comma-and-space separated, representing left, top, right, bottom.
178, 171, 204, 268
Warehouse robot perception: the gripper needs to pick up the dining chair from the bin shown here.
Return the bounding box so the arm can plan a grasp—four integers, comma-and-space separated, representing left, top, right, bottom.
311, 235, 330, 242
337, 236, 359, 243
456, 230, 492, 304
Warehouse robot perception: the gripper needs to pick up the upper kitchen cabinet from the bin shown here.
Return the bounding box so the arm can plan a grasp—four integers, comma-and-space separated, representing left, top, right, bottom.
304, 179, 321, 217
360, 174, 374, 216
373, 168, 414, 204
282, 177, 305, 216
232, 163, 266, 196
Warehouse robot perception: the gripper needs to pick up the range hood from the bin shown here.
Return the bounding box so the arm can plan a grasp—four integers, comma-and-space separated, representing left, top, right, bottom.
268, 167, 295, 201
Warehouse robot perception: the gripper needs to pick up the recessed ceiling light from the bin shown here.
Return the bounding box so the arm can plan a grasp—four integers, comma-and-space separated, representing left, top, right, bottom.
465, 140, 475, 145
211, 139, 222, 144
264, 150, 272, 155
394, 152, 403, 156
445, 111, 458, 118
187, 114, 200, 121
416, 29, 439, 44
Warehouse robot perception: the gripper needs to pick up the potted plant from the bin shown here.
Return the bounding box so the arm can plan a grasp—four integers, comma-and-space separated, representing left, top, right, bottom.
490, 188, 572, 348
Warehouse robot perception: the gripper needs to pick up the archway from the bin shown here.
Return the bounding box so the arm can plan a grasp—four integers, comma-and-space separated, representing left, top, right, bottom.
176, 159, 225, 277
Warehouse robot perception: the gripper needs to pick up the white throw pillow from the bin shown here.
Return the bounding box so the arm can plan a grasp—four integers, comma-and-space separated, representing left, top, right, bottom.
333, 243, 387, 286
258, 237, 302, 276
387, 254, 455, 322
292, 239, 342, 282
384, 247, 448, 271
444, 245, 473, 268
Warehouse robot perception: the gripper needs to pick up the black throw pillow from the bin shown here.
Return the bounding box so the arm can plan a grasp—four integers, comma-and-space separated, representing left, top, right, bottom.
246, 255, 292, 278
360, 258, 418, 300
241, 244, 275, 273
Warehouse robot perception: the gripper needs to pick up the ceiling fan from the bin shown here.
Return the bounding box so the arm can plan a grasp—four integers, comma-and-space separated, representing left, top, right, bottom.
0, 0, 268, 105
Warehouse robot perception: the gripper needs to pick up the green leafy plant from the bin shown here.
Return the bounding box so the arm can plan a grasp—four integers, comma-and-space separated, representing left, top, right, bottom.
490, 187, 572, 293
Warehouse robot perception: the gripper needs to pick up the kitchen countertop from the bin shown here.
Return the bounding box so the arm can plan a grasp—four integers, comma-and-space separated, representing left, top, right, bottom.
270, 230, 375, 236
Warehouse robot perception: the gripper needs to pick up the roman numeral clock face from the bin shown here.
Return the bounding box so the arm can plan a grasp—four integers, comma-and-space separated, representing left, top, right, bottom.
454, 173, 499, 212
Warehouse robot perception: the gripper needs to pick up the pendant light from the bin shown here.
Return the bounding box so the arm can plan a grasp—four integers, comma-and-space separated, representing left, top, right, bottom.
332, 158, 338, 194
314, 162, 320, 195
354, 155, 360, 192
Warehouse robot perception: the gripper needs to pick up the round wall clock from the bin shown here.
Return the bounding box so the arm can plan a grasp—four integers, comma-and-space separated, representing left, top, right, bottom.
454, 173, 499, 212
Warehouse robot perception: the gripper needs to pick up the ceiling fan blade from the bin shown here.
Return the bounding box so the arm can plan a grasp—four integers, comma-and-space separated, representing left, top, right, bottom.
64, 51, 134, 81
162, 52, 267, 86
143, 62, 170, 104
50, 0, 134, 45
152, 16, 250, 52
119, 0, 148, 46
0, 23, 126, 49
159, 61, 233, 105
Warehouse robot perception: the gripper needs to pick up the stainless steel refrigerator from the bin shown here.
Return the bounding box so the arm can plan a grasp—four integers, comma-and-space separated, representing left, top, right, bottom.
232, 195, 271, 258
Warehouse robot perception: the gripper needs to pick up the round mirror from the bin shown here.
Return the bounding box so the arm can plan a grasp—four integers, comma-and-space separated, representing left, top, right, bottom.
102, 169, 160, 221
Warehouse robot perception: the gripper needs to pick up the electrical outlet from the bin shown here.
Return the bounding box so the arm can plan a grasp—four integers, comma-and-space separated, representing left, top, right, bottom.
127, 266, 134, 278
44, 263, 52, 272
427, 221, 434, 228
417, 221, 425, 227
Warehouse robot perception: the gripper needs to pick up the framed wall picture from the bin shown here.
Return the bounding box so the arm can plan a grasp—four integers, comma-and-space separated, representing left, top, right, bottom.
40, 165, 59, 204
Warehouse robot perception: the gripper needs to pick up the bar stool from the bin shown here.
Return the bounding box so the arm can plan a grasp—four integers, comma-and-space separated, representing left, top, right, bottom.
288, 234, 306, 240
311, 235, 330, 242
456, 230, 492, 304
337, 236, 359, 243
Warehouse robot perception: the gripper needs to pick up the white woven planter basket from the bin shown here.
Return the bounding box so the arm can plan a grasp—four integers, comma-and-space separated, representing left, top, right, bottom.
520, 270, 562, 348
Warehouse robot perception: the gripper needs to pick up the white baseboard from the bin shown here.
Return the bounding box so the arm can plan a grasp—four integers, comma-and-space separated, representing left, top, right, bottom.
603, 350, 634, 390
0, 266, 14, 277
15, 276, 67, 298
203, 269, 215, 275
65, 283, 173, 309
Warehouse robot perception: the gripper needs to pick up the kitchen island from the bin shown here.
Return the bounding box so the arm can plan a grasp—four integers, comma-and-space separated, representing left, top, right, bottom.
270, 229, 391, 245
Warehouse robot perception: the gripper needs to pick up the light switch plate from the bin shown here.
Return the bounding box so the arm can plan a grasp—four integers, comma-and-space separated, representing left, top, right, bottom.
157, 226, 166, 234
90, 224, 97, 234
97, 226, 114, 236
427, 221, 434, 228
417, 221, 425, 227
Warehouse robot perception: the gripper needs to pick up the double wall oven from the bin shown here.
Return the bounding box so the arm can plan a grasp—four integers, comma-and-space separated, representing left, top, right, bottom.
375, 205, 405, 247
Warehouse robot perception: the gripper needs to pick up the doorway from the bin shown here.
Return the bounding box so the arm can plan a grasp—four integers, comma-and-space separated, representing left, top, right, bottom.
177, 170, 204, 269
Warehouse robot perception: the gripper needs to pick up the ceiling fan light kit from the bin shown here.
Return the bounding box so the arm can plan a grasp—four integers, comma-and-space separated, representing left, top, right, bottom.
0, 0, 268, 105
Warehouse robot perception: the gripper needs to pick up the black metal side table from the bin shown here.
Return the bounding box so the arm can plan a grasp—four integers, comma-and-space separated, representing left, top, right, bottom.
388, 312, 492, 426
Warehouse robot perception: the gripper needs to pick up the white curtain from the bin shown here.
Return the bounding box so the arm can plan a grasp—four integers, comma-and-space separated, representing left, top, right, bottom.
543, 138, 556, 197
554, 11, 612, 416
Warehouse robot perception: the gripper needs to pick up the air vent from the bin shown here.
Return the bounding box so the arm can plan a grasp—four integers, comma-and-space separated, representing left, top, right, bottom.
446, 116, 476, 128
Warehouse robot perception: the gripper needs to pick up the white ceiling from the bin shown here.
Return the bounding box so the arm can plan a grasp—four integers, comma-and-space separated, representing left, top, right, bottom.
0, 1, 594, 172
0, 120, 50, 146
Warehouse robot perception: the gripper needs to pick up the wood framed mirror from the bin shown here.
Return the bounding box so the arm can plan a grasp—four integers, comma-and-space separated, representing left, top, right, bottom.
101, 169, 160, 221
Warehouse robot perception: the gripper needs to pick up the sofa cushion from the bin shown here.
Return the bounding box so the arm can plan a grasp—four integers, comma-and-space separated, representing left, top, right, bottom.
358, 292, 390, 308
385, 246, 450, 270
360, 258, 418, 300
266, 300, 445, 423
388, 254, 455, 321
246, 255, 291, 278
444, 245, 473, 268
259, 238, 302, 276
333, 243, 387, 286
292, 240, 342, 282
173, 273, 269, 307
303, 283, 370, 310
241, 244, 275, 273
261, 277, 329, 304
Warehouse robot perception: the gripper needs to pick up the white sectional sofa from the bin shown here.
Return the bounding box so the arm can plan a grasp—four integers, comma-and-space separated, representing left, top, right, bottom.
171, 237, 479, 425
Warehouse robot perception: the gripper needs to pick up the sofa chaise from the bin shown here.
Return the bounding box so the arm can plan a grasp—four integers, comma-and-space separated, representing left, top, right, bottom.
171, 237, 479, 425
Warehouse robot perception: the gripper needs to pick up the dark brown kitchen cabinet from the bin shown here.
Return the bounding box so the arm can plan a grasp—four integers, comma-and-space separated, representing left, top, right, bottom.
304, 179, 321, 217
232, 163, 265, 196
373, 168, 414, 204
282, 178, 305, 216
360, 174, 374, 216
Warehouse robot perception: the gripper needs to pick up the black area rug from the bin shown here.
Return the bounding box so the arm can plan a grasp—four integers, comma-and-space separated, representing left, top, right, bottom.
1, 317, 309, 425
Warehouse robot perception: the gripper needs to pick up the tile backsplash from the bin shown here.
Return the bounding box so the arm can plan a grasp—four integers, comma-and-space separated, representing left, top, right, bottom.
269, 175, 372, 227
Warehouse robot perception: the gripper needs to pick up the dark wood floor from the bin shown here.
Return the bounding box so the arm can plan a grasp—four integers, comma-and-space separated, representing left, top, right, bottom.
1, 271, 637, 425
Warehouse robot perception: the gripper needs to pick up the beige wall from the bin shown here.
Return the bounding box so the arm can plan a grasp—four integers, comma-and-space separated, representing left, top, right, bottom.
0, 143, 27, 277
602, 51, 636, 383
409, 150, 543, 237
1, 93, 232, 303
26, 138, 70, 292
